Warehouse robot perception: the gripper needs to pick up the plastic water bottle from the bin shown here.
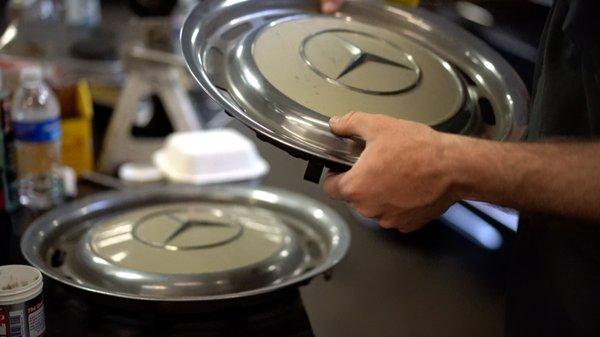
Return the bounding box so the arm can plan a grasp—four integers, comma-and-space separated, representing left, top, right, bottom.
11, 66, 64, 209
65, 0, 101, 27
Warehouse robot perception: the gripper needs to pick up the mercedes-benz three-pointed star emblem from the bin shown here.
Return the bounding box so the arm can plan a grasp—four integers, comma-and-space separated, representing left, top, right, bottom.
300, 29, 421, 95
132, 208, 244, 250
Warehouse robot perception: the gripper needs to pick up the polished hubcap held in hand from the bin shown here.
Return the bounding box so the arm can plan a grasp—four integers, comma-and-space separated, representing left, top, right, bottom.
180, 0, 529, 171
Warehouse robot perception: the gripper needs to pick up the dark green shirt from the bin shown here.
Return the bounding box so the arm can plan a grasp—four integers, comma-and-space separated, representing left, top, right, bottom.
507, 1, 600, 336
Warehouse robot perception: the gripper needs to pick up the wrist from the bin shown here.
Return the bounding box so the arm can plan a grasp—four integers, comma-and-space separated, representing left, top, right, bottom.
439, 134, 490, 202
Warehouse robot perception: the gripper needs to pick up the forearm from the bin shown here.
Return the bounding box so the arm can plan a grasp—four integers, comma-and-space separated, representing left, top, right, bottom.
448, 136, 600, 222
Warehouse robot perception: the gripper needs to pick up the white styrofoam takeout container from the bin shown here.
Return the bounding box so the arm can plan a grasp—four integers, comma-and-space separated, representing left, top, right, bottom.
153, 129, 269, 184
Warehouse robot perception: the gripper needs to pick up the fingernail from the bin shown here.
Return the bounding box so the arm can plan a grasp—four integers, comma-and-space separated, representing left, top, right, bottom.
330, 116, 339, 124
322, 2, 336, 13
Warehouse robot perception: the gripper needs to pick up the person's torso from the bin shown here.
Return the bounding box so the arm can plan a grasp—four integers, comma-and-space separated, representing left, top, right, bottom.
508, 1, 600, 336
528, 0, 600, 139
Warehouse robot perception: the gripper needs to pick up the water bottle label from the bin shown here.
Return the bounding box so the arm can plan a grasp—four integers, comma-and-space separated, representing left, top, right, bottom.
13, 118, 61, 143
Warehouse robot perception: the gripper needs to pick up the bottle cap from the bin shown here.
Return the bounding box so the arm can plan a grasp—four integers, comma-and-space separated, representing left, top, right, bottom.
19, 65, 43, 85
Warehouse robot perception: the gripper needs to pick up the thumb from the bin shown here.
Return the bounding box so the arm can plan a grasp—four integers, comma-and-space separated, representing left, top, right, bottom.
329, 112, 375, 140
320, 0, 343, 14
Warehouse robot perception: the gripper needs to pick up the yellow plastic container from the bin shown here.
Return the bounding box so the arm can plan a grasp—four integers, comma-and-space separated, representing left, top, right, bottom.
56, 81, 94, 174
388, 0, 419, 6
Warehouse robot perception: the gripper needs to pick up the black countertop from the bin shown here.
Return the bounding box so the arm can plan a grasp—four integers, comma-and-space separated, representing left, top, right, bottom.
3, 120, 513, 337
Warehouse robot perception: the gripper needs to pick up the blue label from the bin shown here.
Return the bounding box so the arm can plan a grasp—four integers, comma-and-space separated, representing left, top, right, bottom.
13, 117, 61, 142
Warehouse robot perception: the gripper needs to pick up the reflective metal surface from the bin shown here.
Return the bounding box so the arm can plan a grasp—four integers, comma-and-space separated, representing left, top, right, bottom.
181, 0, 528, 168
248, 16, 464, 124
20, 185, 350, 301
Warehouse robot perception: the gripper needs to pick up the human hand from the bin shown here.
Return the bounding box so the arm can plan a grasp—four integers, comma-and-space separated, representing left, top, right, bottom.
323, 112, 464, 232
320, 0, 343, 13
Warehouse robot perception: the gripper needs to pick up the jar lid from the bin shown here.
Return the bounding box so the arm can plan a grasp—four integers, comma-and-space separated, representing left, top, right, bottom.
0, 265, 43, 305
181, 0, 528, 181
